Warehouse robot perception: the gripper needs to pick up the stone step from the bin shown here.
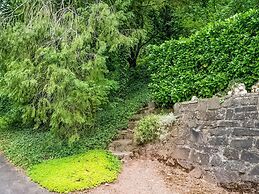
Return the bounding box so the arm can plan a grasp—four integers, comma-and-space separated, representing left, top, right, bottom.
128, 121, 137, 130
117, 130, 134, 139
111, 151, 133, 160
130, 114, 146, 121
109, 139, 135, 152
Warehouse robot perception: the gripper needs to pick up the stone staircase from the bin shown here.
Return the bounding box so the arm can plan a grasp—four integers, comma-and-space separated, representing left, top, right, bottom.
109, 103, 156, 161
109, 128, 135, 160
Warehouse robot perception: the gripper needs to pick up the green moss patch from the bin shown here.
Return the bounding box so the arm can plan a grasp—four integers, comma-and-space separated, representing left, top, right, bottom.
28, 150, 121, 193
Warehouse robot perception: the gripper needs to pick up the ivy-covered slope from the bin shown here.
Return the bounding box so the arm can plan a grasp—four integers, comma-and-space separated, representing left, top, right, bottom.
0, 80, 150, 169
148, 9, 259, 105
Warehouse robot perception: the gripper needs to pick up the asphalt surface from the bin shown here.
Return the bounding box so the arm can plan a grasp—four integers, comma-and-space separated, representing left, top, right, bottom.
0, 154, 50, 194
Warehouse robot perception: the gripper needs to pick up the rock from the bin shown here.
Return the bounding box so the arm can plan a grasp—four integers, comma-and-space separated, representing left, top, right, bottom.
176, 159, 194, 172
210, 154, 223, 167
223, 148, 239, 160
189, 168, 203, 179
148, 101, 156, 110
118, 130, 134, 139
191, 96, 198, 102
131, 114, 144, 121
251, 81, 259, 93
214, 169, 239, 184
165, 158, 175, 167
112, 151, 133, 160
228, 83, 248, 96
109, 139, 134, 152
250, 165, 259, 176
241, 151, 259, 164
230, 138, 253, 149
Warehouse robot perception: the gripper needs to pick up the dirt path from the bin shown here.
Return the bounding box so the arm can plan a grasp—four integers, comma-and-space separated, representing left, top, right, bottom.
84, 159, 174, 194
83, 159, 231, 194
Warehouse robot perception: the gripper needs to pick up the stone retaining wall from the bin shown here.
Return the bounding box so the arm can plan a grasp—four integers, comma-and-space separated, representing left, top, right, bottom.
171, 93, 259, 191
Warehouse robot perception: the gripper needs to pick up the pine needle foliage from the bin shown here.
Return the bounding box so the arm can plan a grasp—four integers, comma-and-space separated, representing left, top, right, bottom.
0, 1, 127, 142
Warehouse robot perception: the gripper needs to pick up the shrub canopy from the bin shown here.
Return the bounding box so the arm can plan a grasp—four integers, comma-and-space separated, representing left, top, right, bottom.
148, 9, 259, 105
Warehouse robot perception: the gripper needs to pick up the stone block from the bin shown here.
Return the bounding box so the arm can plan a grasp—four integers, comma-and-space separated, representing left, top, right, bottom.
230, 98, 242, 107
223, 148, 239, 160
207, 98, 221, 110
217, 120, 241, 127
180, 102, 198, 112
256, 140, 259, 150
225, 109, 234, 120
173, 103, 181, 115
250, 165, 259, 176
208, 136, 228, 146
195, 110, 207, 120
190, 151, 210, 165
243, 120, 255, 128
187, 120, 198, 128
189, 167, 203, 179
176, 159, 194, 172
233, 112, 258, 120
217, 109, 226, 120
232, 128, 259, 137
241, 151, 259, 163
210, 154, 223, 167
230, 138, 253, 149
255, 121, 259, 128
221, 97, 231, 107
209, 127, 232, 136
203, 121, 217, 128
173, 147, 190, 160
205, 110, 217, 121
240, 96, 258, 105
224, 161, 249, 174
235, 106, 257, 113
202, 147, 219, 155
230, 95, 258, 105
203, 171, 218, 184
214, 169, 239, 184
196, 101, 207, 112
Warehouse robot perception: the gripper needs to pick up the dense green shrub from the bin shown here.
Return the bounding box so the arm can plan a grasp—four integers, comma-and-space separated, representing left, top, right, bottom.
134, 115, 160, 145
134, 113, 176, 144
148, 9, 259, 105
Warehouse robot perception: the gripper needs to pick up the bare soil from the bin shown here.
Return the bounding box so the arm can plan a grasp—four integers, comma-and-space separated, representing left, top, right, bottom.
82, 159, 233, 194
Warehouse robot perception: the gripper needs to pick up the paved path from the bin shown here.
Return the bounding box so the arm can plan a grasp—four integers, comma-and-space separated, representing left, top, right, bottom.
0, 154, 50, 194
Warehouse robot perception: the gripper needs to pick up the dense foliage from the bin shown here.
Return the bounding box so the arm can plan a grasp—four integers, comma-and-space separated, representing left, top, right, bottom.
148, 9, 259, 105
0, 0, 258, 172
28, 150, 121, 193
0, 80, 150, 168
0, 0, 181, 142
173, 0, 259, 35
0, 2, 127, 141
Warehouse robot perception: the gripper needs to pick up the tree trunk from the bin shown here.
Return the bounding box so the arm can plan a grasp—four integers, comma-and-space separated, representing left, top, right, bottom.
128, 44, 141, 69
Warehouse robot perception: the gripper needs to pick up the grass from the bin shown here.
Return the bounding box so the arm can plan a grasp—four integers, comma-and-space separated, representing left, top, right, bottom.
28, 150, 121, 193
0, 79, 150, 169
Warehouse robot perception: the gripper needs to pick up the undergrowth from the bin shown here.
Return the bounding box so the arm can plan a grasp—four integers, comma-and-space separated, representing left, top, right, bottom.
0, 79, 150, 169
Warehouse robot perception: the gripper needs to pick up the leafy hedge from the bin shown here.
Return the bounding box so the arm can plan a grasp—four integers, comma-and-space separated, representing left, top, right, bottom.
148, 9, 259, 105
